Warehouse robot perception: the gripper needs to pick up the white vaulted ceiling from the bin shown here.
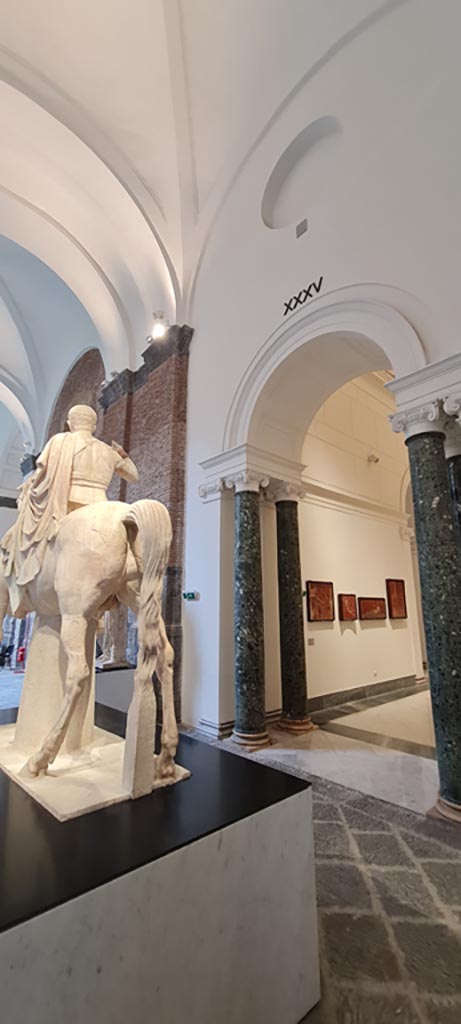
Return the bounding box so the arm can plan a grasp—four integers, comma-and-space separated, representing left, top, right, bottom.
0, 0, 459, 472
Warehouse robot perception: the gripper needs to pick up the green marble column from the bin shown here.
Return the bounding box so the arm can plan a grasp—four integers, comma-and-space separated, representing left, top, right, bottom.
396, 407, 461, 821
275, 494, 313, 732
444, 417, 461, 544
232, 483, 270, 747
446, 454, 461, 543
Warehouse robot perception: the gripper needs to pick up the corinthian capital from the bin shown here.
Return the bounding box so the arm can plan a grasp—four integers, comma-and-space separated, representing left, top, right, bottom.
198, 479, 225, 501
390, 400, 445, 440
225, 471, 270, 494
267, 481, 305, 503
443, 415, 461, 459
443, 394, 461, 421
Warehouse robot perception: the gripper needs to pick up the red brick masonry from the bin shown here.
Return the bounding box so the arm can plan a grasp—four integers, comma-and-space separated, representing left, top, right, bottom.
46, 327, 193, 719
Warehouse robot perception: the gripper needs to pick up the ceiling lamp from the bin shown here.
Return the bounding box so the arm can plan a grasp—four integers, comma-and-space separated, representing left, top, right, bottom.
146, 311, 169, 343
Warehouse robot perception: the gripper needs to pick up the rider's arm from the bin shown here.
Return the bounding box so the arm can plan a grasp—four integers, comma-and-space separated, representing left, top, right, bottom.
111, 442, 139, 484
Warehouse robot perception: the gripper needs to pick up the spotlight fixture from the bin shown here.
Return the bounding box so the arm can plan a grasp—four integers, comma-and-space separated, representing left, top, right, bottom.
146, 310, 169, 343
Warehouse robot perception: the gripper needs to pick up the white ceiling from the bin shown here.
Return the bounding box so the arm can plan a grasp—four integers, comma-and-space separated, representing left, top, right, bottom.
0, 0, 457, 477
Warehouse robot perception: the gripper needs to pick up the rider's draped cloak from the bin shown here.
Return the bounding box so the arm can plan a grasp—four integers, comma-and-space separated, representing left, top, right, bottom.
0, 432, 77, 613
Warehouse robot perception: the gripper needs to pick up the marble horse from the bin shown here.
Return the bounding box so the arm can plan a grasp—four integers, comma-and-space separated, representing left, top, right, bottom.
0, 498, 178, 798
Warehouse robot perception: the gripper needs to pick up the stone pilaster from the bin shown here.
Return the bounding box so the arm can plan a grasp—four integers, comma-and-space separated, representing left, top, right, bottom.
443, 398, 461, 543
392, 401, 461, 821
227, 472, 271, 748
272, 483, 314, 733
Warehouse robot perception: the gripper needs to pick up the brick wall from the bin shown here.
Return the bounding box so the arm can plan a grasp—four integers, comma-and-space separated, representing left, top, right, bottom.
43, 329, 192, 720
46, 349, 105, 440
100, 328, 192, 719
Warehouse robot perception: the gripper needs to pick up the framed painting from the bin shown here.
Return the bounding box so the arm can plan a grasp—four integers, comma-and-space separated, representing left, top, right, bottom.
386, 578, 407, 619
358, 597, 387, 621
306, 581, 335, 622
338, 593, 357, 621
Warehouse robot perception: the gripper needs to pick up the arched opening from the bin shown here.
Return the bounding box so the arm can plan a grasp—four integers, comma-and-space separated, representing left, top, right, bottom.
260, 367, 428, 730
206, 307, 436, 809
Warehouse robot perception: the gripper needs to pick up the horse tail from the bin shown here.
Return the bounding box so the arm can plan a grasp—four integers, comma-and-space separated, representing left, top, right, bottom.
122, 499, 172, 796
123, 499, 172, 686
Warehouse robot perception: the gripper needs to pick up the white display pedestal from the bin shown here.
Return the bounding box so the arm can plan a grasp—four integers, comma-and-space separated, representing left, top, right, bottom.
0, 785, 319, 1024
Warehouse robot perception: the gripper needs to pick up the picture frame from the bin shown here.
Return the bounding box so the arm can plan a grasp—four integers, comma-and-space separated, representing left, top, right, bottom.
338, 593, 357, 621
386, 578, 407, 619
306, 580, 335, 622
358, 597, 387, 621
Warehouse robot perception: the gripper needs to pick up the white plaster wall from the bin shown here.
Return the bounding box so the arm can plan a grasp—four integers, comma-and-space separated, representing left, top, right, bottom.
298, 502, 417, 698
181, 2, 461, 726
296, 375, 419, 699
304, 375, 407, 511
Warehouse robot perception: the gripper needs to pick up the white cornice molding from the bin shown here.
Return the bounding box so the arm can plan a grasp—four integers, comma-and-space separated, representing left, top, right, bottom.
300, 479, 407, 526
390, 400, 445, 440
199, 444, 305, 502
387, 353, 461, 411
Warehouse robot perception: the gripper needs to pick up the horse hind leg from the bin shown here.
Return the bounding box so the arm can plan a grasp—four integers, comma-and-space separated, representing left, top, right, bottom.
27, 614, 91, 776
121, 583, 162, 799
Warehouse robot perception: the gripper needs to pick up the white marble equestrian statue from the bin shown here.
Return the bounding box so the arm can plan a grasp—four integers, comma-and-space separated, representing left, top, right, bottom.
0, 405, 179, 798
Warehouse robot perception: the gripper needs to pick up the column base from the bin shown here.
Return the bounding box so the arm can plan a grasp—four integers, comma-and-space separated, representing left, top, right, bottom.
231, 729, 272, 750
277, 716, 317, 735
427, 794, 461, 825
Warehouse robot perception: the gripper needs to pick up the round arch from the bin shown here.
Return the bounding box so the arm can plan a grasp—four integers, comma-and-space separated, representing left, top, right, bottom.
223, 292, 426, 460
0, 79, 178, 373
0, 381, 35, 447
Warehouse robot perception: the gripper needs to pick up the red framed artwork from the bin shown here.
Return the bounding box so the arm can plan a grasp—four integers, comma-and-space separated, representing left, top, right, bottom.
306, 581, 335, 622
338, 593, 357, 621
386, 578, 407, 619
358, 597, 387, 621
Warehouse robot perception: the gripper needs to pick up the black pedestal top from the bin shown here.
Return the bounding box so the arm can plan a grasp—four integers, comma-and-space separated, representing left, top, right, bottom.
0, 705, 309, 934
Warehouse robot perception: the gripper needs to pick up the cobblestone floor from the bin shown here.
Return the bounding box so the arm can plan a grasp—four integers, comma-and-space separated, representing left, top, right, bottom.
299, 774, 461, 1024
184, 728, 461, 1023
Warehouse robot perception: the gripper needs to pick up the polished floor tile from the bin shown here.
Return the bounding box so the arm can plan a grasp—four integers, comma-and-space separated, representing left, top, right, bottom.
328, 690, 435, 749
248, 727, 439, 815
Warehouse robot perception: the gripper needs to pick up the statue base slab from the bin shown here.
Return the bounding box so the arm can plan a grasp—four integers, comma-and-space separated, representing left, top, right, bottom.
0, 724, 190, 821
0, 706, 319, 1024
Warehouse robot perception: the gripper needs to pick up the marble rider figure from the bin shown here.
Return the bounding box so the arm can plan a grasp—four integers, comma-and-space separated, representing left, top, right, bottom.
1, 404, 138, 616
0, 404, 182, 800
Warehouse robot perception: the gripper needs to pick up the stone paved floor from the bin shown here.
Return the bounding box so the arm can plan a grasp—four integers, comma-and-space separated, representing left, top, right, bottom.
184, 727, 461, 1023
295, 775, 461, 1024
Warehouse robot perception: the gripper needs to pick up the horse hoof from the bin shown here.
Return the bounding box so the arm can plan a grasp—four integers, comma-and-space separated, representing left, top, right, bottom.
26, 756, 47, 777
156, 754, 176, 780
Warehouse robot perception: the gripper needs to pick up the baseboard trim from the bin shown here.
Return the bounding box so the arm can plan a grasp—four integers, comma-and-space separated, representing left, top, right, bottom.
197, 708, 283, 741
308, 675, 418, 712
194, 678, 420, 738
